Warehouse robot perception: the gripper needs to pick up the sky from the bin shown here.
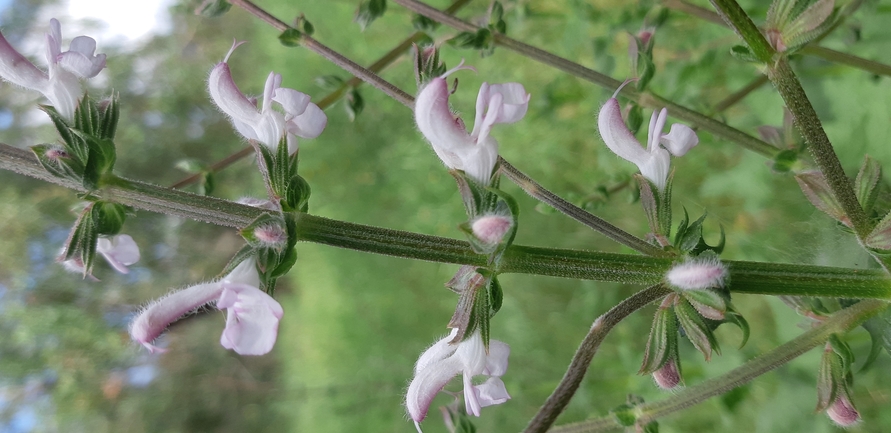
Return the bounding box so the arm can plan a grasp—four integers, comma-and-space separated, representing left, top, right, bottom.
67, 0, 173, 42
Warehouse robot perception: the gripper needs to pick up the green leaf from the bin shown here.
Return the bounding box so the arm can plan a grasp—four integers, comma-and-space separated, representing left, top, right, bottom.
639, 303, 678, 375
723, 307, 750, 348
488, 276, 503, 316
195, 0, 232, 17
796, 171, 850, 227
92, 202, 127, 236
681, 289, 727, 320
355, 0, 387, 31
315, 75, 345, 91
411, 14, 438, 32
278, 28, 303, 47
676, 299, 721, 361
97, 92, 120, 140
345, 89, 364, 122
855, 155, 882, 214
771, 149, 799, 173
729, 45, 760, 63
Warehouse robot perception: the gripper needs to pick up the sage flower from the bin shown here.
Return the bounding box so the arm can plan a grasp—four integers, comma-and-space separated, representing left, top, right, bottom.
597, 86, 698, 191
415, 62, 530, 185
208, 40, 327, 152
129, 258, 283, 355
406, 329, 510, 431
0, 18, 106, 121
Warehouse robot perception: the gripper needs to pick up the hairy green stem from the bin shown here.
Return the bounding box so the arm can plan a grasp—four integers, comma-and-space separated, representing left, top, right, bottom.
549, 299, 888, 432
709, 0, 871, 240
524, 285, 672, 433
498, 158, 670, 258
390, 0, 778, 158
4, 142, 891, 296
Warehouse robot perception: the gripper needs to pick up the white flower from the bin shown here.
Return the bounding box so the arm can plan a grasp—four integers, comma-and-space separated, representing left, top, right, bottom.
665, 257, 727, 291
208, 40, 327, 152
406, 329, 510, 431
129, 258, 283, 355
597, 86, 698, 191
0, 19, 106, 121
415, 62, 530, 185
61, 234, 140, 275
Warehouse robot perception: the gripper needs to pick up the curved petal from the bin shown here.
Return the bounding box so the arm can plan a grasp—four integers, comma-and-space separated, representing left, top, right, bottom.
470, 82, 490, 139
406, 353, 463, 423
252, 110, 286, 148
474, 376, 511, 408
415, 77, 473, 170
58, 36, 105, 77
46, 19, 62, 66
597, 98, 648, 165
660, 123, 699, 157
638, 148, 671, 191
0, 32, 49, 90
218, 282, 283, 355
483, 340, 510, 377
207, 61, 264, 132
44, 70, 82, 121
272, 87, 310, 118
222, 257, 261, 287
415, 328, 459, 374
485, 82, 529, 124
97, 234, 141, 274
261, 71, 281, 113
463, 371, 482, 416
286, 102, 327, 139
473, 92, 502, 145
460, 136, 499, 186
129, 282, 224, 352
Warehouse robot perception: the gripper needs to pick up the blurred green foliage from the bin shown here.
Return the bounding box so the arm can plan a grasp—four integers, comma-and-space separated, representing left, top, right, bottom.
1, 0, 891, 432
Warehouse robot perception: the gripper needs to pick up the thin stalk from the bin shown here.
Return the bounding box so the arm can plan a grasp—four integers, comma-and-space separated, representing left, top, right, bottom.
709, 0, 871, 240
390, 0, 778, 158
523, 285, 672, 433
549, 299, 889, 433
498, 158, 670, 257
230, 0, 414, 107
710, 75, 769, 115
663, 0, 891, 77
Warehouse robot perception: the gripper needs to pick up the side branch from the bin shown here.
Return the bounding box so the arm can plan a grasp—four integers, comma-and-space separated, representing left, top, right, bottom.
523, 285, 672, 433
550, 299, 889, 432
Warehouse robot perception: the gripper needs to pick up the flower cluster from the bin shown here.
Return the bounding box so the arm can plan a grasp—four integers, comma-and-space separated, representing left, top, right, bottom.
0, 19, 106, 121
414, 62, 530, 185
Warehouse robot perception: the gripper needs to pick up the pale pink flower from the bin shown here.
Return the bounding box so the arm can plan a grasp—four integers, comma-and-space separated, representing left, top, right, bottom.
61, 234, 141, 275
406, 329, 510, 431
0, 19, 106, 120
129, 258, 283, 355
415, 62, 530, 185
653, 357, 681, 390
208, 40, 327, 152
597, 85, 698, 191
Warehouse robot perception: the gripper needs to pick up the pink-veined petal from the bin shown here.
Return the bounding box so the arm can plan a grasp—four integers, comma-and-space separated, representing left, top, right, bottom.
415, 77, 473, 170
647, 108, 668, 153
218, 282, 283, 355
58, 35, 105, 78
97, 234, 141, 274
460, 136, 499, 186
406, 356, 463, 423
637, 148, 671, 191
261, 71, 280, 114
0, 32, 48, 90
207, 44, 265, 134
474, 376, 511, 408
660, 123, 699, 157
129, 282, 225, 351
272, 87, 310, 117
473, 92, 502, 145
597, 98, 649, 166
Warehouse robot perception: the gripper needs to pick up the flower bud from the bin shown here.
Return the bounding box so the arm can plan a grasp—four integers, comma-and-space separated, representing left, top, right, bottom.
652, 357, 681, 390
253, 224, 286, 248
666, 257, 727, 291
471, 214, 513, 245
826, 394, 860, 427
